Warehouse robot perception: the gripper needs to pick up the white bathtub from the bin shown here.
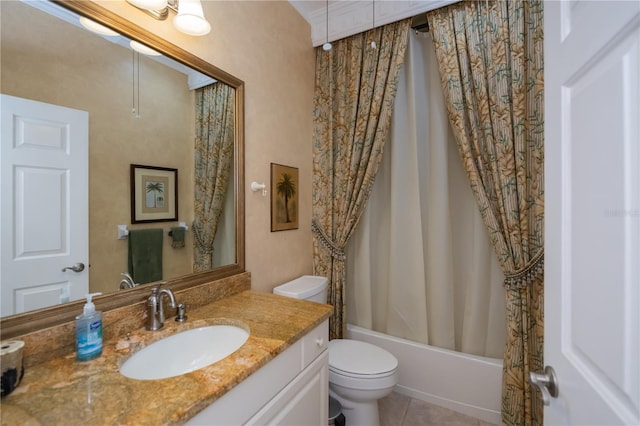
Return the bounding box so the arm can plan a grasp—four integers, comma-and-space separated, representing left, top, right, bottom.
347, 324, 502, 425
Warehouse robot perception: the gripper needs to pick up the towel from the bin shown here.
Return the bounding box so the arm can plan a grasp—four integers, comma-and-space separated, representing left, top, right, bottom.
128, 228, 163, 285
169, 227, 185, 249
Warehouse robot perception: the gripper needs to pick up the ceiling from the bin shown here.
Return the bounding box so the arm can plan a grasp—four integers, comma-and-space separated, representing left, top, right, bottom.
288, 0, 459, 47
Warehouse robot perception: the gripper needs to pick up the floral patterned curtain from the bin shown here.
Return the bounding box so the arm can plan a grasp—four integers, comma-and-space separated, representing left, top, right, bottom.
312, 19, 411, 339
427, 1, 544, 424
193, 82, 235, 271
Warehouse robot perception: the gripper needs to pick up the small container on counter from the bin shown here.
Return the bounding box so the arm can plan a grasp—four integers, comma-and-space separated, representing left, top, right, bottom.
1, 339, 25, 397
76, 292, 103, 362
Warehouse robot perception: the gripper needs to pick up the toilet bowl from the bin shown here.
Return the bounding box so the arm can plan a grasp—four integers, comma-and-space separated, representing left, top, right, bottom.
328, 338, 398, 426
273, 275, 399, 426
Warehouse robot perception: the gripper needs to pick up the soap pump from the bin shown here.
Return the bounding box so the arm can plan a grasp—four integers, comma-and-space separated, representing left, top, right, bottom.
75, 292, 103, 362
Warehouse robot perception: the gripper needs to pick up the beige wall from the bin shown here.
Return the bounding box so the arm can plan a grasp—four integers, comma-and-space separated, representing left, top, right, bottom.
94, 0, 317, 293
1, 2, 196, 294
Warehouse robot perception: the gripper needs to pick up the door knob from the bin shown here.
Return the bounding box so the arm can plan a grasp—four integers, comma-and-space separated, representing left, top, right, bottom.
530, 365, 559, 406
61, 262, 85, 273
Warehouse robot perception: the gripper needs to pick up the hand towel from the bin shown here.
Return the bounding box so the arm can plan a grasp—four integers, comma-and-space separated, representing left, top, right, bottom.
128, 228, 163, 285
169, 227, 185, 249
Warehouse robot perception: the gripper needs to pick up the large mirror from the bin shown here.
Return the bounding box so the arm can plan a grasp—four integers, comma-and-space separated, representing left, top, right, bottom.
0, 0, 245, 337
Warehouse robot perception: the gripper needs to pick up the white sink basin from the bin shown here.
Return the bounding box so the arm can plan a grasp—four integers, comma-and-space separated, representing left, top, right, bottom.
120, 325, 249, 380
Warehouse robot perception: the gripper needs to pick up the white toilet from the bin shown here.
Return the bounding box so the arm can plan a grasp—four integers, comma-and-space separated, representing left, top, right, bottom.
274, 275, 399, 426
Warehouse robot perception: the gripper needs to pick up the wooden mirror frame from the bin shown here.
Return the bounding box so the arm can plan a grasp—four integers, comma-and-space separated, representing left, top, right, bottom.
0, 0, 245, 339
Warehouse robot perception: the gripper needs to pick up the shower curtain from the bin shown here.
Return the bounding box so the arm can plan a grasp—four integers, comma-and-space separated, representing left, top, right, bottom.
193, 82, 235, 271
346, 31, 506, 358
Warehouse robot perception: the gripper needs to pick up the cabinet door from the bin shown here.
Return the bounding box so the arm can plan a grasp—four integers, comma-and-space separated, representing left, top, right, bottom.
247, 350, 328, 426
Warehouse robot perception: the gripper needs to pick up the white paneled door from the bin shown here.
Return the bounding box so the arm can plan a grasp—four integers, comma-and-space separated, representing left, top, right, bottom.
543, 1, 639, 425
1, 94, 89, 316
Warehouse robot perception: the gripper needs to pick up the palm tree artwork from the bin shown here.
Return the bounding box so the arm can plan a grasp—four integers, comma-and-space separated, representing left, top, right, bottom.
276, 172, 296, 223
145, 181, 165, 208
271, 163, 299, 231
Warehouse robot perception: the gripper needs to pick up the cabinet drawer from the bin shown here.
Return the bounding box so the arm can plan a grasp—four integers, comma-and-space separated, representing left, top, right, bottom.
302, 319, 328, 366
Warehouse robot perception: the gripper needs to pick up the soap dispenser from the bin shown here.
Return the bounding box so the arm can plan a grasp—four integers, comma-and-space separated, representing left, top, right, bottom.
75, 292, 103, 362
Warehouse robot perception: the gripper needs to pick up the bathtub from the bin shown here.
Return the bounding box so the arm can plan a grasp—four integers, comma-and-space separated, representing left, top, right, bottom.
347, 324, 502, 425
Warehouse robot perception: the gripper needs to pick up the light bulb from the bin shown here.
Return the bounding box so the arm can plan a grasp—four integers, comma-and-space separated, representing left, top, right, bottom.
126, 0, 168, 10
79, 17, 119, 37
130, 40, 162, 56
370, 41, 377, 49
323, 42, 332, 51
173, 0, 211, 36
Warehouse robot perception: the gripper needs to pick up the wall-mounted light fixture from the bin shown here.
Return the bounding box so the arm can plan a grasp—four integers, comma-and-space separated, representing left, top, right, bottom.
126, 0, 211, 36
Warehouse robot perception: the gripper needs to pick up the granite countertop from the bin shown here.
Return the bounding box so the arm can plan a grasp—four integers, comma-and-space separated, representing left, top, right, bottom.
0, 291, 332, 425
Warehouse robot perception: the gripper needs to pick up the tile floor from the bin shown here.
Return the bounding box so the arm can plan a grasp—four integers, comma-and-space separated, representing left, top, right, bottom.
377, 392, 498, 426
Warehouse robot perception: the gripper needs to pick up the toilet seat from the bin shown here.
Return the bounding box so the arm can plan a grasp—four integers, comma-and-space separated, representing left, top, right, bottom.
328, 339, 398, 378
328, 339, 398, 391
329, 366, 397, 380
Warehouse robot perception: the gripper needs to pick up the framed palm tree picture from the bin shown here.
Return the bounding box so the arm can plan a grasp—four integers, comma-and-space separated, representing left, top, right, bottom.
271, 163, 299, 231
131, 164, 178, 223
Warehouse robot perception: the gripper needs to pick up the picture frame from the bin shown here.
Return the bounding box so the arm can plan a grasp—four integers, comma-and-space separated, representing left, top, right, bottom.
271, 163, 299, 231
131, 164, 178, 223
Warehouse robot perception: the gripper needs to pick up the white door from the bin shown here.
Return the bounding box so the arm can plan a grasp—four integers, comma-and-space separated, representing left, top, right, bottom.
543, 1, 639, 425
1, 94, 89, 316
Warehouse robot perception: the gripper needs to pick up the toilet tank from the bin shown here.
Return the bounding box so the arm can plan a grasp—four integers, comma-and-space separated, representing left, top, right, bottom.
273, 275, 328, 304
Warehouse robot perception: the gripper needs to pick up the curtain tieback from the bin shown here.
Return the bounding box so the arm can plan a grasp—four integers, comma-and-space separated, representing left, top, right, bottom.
311, 219, 346, 261
193, 223, 215, 254
504, 250, 544, 290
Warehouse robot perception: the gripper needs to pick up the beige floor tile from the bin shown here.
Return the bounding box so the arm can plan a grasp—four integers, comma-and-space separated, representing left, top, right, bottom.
378, 392, 497, 426
378, 392, 411, 426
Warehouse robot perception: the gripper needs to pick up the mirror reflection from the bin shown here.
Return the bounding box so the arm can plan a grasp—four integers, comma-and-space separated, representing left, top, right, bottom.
0, 0, 239, 317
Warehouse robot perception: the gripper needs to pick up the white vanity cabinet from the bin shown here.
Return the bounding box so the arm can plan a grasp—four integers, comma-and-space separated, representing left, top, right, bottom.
186, 319, 329, 426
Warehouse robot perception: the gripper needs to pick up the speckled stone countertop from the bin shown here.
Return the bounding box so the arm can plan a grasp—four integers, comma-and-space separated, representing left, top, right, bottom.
0, 291, 332, 425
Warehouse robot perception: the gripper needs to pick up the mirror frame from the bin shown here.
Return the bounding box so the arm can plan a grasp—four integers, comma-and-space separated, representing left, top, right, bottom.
0, 0, 245, 339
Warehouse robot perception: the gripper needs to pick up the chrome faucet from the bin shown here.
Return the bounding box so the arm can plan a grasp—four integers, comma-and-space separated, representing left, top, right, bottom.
119, 272, 137, 290
145, 284, 186, 330
157, 287, 177, 324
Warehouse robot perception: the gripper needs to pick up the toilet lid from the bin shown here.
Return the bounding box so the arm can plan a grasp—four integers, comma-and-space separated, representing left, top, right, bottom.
329, 339, 398, 376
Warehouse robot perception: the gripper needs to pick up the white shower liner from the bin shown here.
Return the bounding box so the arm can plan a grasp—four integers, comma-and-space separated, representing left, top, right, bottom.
347, 324, 502, 425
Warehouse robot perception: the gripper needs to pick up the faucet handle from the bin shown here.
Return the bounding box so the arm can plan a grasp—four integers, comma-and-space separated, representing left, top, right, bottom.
148, 286, 159, 299
145, 288, 162, 331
